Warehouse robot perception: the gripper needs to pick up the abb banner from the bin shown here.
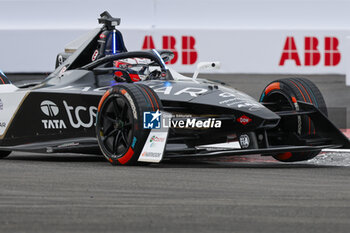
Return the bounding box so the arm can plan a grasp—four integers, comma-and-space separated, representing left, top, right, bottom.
117, 29, 349, 74
279, 37, 341, 67
1, 0, 350, 79
0, 28, 349, 76
141, 35, 198, 65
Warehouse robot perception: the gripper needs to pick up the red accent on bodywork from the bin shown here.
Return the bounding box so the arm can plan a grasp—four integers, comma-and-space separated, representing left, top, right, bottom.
276, 152, 292, 161
237, 115, 252, 125
114, 71, 123, 77
130, 74, 141, 82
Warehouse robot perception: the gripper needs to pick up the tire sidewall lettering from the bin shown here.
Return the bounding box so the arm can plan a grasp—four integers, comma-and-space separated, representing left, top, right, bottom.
123, 91, 138, 120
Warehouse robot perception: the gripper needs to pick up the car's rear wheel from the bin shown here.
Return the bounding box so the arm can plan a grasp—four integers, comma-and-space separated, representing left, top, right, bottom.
0, 151, 11, 159
260, 77, 327, 162
96, 83, 162, 165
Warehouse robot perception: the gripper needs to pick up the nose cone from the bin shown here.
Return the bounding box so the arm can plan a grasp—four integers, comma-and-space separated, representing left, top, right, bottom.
145, 80, 280, 121
189, 85, 280, 120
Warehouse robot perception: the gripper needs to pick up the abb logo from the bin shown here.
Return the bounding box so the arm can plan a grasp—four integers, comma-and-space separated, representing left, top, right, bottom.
142, 35, 198, 65
279, 37, 341, 66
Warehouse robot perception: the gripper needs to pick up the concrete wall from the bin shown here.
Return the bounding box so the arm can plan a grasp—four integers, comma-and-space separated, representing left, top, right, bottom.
0, 0, 350, 74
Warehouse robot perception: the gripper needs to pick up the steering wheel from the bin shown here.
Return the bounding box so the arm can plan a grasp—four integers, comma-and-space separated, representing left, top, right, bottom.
92, 67, 133, 83
148, 70, 162, 80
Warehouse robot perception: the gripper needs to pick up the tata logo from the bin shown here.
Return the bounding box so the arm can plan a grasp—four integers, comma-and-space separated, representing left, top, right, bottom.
40, 100, 66, 129
279, 36, 341, 67
40, 100, 97, 129
143, 110, 161, 129
40, 100, 59, 117
141, 35, 198, 65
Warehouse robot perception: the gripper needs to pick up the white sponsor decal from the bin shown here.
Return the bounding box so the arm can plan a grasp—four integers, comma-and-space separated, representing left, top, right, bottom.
57, 142, 79, 148
153, 86, 208, 97
40, 100, 67, 129
40, 100, 97, 129
197, 141, 241, 150
219, 92, 263, 111
0, 88, 28, 136
239, 134, 250, 149
294, 102, 302, 135
91, 50, 99, 61
57, 55, 64, 66
174, 87, 207, 97
153, 86, 173, 95
138, 131, 168, 163
63, 101, 97, 129
41, 119, 67, 129
149, 135, 166, 148
40, 100, 59, 117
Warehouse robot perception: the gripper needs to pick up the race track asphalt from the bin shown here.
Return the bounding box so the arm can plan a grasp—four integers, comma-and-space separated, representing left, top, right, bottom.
0, 73, 349, 233
0, 152, 349, 233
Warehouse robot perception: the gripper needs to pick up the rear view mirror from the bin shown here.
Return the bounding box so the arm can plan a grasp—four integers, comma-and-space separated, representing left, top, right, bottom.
193, 61, 221, 80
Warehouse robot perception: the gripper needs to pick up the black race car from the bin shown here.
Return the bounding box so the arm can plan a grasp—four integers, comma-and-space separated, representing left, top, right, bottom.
0, 12, 349, 165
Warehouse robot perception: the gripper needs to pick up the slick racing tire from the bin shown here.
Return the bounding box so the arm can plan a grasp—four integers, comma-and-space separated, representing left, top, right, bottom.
96, 83, 162, 165
0, 151, 11, 159
260, 77, 327, 162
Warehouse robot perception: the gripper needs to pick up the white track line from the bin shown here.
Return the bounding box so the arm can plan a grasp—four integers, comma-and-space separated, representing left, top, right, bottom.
322, 149, 350, 153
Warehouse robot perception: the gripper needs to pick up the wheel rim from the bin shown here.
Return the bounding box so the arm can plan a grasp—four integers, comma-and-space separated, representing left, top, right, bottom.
99, 94, 133, 157
263, 91, 298, 144
264, 92, 294, 112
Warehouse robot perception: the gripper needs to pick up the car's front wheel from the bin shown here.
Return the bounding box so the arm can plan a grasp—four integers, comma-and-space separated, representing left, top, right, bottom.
260, 77, 327, 162
96, 84, 162, 165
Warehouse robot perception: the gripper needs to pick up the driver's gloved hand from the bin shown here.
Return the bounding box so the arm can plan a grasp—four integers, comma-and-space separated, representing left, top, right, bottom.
148, 70, 161, 80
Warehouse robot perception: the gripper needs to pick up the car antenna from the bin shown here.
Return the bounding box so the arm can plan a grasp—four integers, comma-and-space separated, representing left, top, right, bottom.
98, 11, 121, 30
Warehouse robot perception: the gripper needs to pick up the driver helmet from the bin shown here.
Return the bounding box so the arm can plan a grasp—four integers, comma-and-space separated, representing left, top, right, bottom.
113, 58, 149, 82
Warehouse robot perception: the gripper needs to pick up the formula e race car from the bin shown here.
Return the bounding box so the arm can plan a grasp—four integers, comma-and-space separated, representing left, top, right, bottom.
0, 12, 349, 165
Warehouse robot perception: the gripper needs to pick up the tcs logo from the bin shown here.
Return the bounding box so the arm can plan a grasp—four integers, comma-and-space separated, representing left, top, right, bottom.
141, 35, 198, 65
279, 36, 341, 66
